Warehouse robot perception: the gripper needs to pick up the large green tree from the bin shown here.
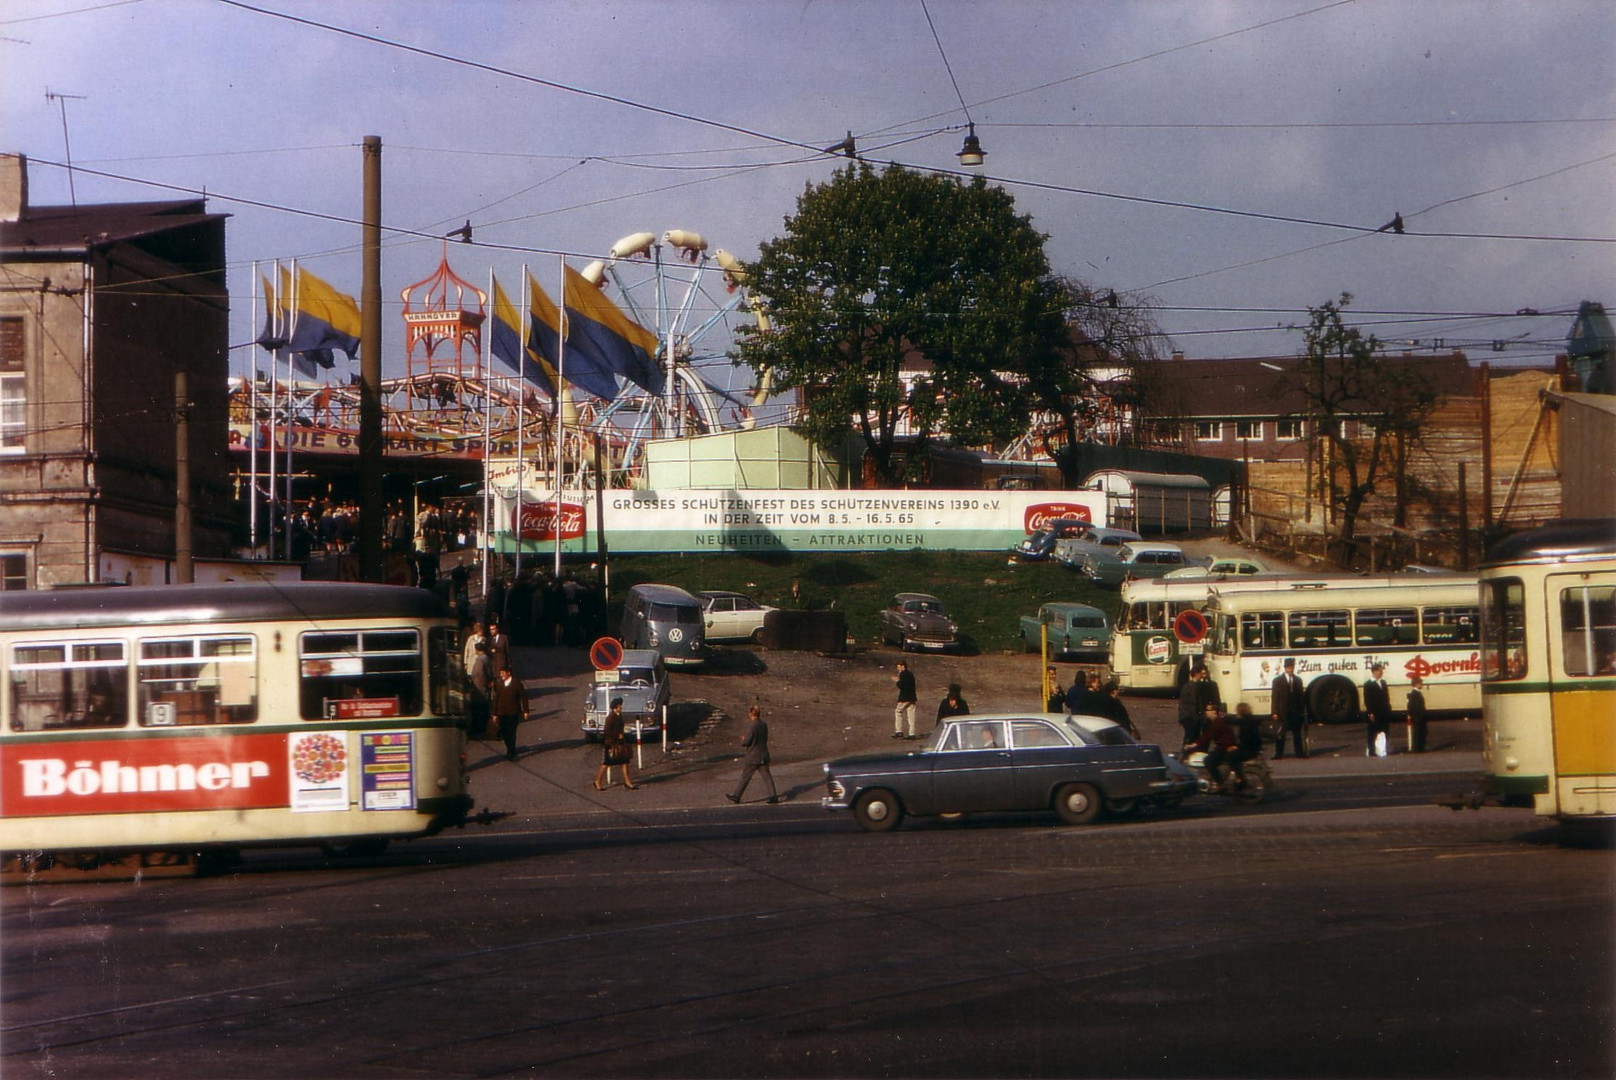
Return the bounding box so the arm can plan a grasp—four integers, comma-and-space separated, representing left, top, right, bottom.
734, 163, 1071, 485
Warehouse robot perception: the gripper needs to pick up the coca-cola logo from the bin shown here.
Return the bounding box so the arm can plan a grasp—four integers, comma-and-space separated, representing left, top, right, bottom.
514, 501, 586, 541
1023, 503, 1091, 534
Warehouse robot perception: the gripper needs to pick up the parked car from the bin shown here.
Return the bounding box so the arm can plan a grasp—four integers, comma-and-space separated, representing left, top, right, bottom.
1010, 517, 1093, 562
1163, 556, 1267, 579
1081, 542, 1190, 587
878, 593, 960, 652
821, 712, 1197, 831
1053, 527, 1143, 569
620, 583, 706, 669
697, 590, 776, 643
581, 649, 671, 740
1017, 602, 1112, 663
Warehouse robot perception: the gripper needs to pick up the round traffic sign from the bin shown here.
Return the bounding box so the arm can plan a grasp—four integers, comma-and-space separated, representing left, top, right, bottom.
1173, 609, 1208, 644
589, 636, 625, 671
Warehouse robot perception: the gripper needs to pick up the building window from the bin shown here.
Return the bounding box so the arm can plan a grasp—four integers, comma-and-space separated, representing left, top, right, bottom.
0, 552, 26, 591
0, 317, 23, 453
1194, 421, 1223, 441
1277, 419, 1303, 440
1236, 420, 1262, 440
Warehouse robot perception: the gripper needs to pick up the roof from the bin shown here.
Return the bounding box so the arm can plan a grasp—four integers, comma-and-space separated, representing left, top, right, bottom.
1085, 470, 1211, 490
627, 582, 701, 604
0, 582, 448, 632
1141, 354, 1475, 420
1, 198, 226, 253
1481, 518, 1616, 567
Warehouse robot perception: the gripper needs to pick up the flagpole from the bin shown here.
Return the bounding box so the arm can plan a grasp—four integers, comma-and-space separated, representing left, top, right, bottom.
285, 259, 297, 561
265, 261, 278, 561
553, 259, 565, 580
248, 260, 260, 553
514, 264, 527, 582
481, 268, 493, 605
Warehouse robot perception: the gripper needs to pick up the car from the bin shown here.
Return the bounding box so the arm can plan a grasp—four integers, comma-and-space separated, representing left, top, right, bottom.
697, 590, 776, 643
1017, 602, 1112, 662
1053, 527, 1143, 569
1163, 556, 1267, 579
1081, 542, 1190, 588
821, 712, 1197, 831
581, 649, 671, 740
620, 583, 706, 669
878, 592, 960, 652
1010, 517, 1093, 562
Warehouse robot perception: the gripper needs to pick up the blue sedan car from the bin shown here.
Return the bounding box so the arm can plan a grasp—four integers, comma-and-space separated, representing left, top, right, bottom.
822, 713, 1196, 832
1018, 602, 1112, 663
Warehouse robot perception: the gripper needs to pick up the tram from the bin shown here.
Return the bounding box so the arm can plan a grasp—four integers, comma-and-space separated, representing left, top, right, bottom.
0, 582, 473, 870
1479, 519, 1616, 820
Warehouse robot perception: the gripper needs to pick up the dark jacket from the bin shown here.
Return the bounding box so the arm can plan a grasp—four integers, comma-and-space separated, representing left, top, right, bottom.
492, 674, 527, 719
895, 669, 917, 704
1192, 714, 1238, 752
936, 695, 971, 721
1271, 670, 1306, 720
1406, 687, 1426, 721
740, 718, 771, 765
1363, 677, 1393, 722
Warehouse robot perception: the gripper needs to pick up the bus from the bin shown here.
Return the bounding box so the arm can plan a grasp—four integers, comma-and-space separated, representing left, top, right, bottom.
1479, 519, 1616, 820
1200, 576, 1481, 724
0, 582, 474, 871
1109, 573, 1445, 693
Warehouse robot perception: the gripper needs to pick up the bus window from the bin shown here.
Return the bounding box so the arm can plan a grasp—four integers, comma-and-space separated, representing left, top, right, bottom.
1287, 609, 1351, 650
1355, 608, 1418, 647
138, 635, 257, 726
1421, 605, 1479, 645
1240, 611, 1284, 650
1480, 579, 1527, 680
8, 641, 129, 731
299, 629, 424, 719
1213, 613, 1238, 654
1560, 585, 1616, 677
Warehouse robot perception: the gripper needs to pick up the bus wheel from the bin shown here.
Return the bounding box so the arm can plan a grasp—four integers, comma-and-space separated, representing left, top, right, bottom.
1307, 674, 1359, 725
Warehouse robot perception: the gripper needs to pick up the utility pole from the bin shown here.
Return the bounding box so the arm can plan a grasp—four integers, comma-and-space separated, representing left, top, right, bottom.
174, 370, 194, 583
359, 136, 384, 581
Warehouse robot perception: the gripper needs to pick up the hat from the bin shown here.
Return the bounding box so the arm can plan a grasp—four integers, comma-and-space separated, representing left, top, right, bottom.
947, 683, 961, 696
1282, 657, 1295, 667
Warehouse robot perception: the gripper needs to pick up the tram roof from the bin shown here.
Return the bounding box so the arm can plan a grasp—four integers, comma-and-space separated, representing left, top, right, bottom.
0, 582, 451, 632
1481, 518, 1616, 568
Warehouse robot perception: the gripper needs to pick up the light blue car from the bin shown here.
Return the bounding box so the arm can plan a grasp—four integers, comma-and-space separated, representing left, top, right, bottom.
1018, 602, 1112, 663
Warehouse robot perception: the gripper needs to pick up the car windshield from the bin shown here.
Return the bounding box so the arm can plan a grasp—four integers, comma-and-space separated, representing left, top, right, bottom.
1071, 615, 1106, 628
649, 602, 702, 624
904, 600, 943, 614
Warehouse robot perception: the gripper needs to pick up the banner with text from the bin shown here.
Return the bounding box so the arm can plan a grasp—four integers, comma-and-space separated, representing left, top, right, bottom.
492, 489, 1105, 554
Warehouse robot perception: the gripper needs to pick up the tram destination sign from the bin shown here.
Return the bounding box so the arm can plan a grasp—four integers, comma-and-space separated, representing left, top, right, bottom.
491, 488, 1107, 554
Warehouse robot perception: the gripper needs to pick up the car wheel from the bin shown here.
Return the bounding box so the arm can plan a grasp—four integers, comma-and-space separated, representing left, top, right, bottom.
1307, 674, 1359, 725
750, 626, 764, 644
1104, 796, 1139, 818
852, 789, 904, 833
1020, 631, 1033, 654
1053, 782, 1103, 825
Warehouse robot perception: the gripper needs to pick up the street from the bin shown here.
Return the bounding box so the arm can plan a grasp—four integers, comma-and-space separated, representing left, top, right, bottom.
3, 768, 1611, 1078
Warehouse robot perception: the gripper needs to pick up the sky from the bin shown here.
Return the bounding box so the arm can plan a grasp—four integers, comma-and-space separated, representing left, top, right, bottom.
3, 0, 1613, 408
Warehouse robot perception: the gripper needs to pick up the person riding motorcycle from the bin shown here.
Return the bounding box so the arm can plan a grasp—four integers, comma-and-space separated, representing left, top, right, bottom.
1187, 702, 1240, 792
1225, 702, 1265, 787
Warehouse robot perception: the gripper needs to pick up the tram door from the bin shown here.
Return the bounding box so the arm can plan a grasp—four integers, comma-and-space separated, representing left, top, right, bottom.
1545, 574, 1616, 817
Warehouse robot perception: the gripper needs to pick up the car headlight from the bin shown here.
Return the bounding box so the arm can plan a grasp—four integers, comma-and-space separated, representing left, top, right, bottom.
906, 620, 919, 631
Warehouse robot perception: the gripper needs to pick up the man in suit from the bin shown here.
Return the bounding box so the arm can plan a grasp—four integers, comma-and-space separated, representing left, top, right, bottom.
1363, 662, 1393, 757
1270, 657, 1309, 759
1405, 674, 1428, 753
726, 705, 780, 805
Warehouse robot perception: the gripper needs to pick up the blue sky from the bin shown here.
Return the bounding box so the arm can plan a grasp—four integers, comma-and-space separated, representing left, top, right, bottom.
3, 0, 1613, 395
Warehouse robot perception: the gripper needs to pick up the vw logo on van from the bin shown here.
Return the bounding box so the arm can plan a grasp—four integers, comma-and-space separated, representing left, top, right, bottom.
668, 627, 684, 643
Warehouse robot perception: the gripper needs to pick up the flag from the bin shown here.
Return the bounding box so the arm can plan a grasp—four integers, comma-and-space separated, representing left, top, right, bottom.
529, 272, 618, 401
563, 263, 664, 396
254, 274, 288, 351
489, 276, 549, 391
283, 266, 361, 371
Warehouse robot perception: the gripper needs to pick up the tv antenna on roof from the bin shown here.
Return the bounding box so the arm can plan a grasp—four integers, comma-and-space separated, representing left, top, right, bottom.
45, 89, 86, 207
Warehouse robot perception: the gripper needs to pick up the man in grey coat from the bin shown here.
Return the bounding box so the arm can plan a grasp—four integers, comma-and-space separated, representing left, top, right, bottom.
726, 705, 781, 805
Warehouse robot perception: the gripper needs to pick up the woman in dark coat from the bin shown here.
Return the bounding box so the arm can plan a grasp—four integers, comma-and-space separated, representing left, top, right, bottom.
594, 699, 638, 791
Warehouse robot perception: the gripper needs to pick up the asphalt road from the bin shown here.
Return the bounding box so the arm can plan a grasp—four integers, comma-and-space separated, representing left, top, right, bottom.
3, 777, 1611, 1079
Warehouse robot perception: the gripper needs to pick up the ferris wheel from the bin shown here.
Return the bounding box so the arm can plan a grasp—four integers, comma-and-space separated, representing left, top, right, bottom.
578, 230, 775, 472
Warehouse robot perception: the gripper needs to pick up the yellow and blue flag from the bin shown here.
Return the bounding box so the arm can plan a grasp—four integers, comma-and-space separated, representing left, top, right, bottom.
490, 275, 551, 393
283, 266, 361, 371
563, 264, 664, 396
254, 273, 288, 352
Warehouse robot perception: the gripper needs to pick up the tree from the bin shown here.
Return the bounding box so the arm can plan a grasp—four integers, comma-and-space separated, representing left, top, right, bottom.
733, 163, 1070, 485
1292, 294, 1438, 563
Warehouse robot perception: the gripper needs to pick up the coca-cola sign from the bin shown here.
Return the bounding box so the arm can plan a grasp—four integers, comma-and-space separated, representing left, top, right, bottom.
1023, 503, 1091, 533
513, 501, 586, 541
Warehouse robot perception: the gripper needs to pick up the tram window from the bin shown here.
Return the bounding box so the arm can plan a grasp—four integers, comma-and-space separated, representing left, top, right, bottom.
1287, 609, 1351, 650
428, 626, 465, 716
1240, 611, 1284, 650
1559, 585, 1616, 677
137, 635, 256, 726
1480, 579, 1528, 681
1421, 606, 1479, 645
1356, 608, 1418, 647
8, 641, 129, 731
298, 629, 423, 719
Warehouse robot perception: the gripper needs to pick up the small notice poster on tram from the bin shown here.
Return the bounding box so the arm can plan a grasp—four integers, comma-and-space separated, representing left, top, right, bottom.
326, 697, 401, 720
360, 732, 416, 811
288, 731, 350, 813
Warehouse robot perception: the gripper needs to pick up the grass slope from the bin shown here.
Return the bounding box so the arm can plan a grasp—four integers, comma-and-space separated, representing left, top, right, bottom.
608, 550, 1119, 655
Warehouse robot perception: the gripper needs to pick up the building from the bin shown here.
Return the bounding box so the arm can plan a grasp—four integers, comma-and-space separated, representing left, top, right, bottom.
0, 152, 233, 588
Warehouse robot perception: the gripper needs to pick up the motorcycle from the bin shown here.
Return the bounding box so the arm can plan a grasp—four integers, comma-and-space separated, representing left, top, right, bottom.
1182, 750, 1272, 804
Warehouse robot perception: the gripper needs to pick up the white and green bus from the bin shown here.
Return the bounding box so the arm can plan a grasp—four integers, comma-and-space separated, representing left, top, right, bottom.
1201, 576, 1481, 724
